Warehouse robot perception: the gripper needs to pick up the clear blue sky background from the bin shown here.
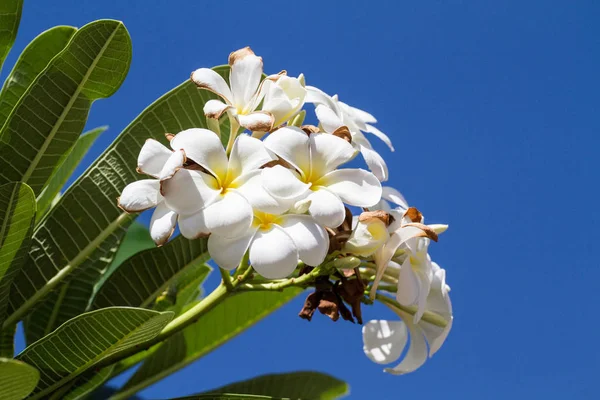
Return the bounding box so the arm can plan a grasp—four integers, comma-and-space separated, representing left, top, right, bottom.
6, 1, 600, 399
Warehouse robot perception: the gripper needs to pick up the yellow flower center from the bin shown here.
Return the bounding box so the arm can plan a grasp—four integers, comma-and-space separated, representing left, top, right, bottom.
253, 211, 283, 231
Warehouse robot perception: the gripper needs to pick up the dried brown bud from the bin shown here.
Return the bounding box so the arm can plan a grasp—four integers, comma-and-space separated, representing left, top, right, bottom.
358, 210, 394, 227
337, 271, 366, 325
318, 292, 340, 322
405, 207, 423, 223
301, 124, 320, 135
298, 291, 321, 321
165, 133, 175, 142
332, 126, 352, 144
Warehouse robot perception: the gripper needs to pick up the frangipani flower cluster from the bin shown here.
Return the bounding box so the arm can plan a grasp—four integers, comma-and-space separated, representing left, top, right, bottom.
118, 47, 452, 376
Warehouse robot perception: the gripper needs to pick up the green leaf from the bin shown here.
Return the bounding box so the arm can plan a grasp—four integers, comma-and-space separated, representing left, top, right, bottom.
0, 19, 131, 195
62, 366, 115, 400
174, 395, 283, 400
0, 357, 39, 400
0, 182, 35, 326
4, 66, 228, 327
35, 126, 106, 222
92, 236, 210, 310
202, 372, 349, 400
0, 0, 23, 73
0, 324, 15, 357
117, 289, 303, 398
16, 307, 173, 399
0, 25, 77, 128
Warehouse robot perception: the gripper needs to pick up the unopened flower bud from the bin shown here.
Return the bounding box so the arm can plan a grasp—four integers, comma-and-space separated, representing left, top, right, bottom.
333, 256, 362, 270
344, 216, 389, 257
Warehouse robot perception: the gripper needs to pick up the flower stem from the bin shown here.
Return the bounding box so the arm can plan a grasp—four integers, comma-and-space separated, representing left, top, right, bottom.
375, 293, 448, 328
219, 267, 234, 291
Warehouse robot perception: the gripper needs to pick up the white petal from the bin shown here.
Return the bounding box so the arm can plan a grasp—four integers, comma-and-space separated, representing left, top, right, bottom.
237, 111, 274, 132
342, 101, 377, 124
309, 133, 357, 176
278, 215, 328, 266
178, 210, 209, 239
305, 85, 337, 110
315, 104, 344, 133
365, 124, 394, 151
149, 202, 177, 245
208, 228, 257, 270
228, 134, 274, 177
191, 68, 233, 103
421, 317, 453, 357
344, 219, 389, 257
162, 169, 220, 215
382, 186, 409, 210
137, 139, 172, 178
396, 257, 420, 307
118, 180, 162, 212
318, 168, 382, 207
250, 225, 299, 279
202, 191, 253, 238
362, 320, 407, 365
229, 47, 263, 110
307, 188, 346, 228
358, 143, 389, 182
384, 317, 428, 375
170, 128, 228, 181
263, 126, 310, 176
158, 149, 185, 180
233, 170, 289, 214
262, 165, 310, 201
204, 99, 232, 119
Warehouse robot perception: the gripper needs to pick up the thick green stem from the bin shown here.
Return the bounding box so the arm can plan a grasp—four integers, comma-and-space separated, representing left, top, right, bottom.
219, 267, 234, 291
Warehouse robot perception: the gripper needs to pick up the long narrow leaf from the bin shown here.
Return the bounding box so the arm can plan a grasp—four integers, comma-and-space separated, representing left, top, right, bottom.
0, 357, 39, 400
0, 19, 131, 194
0, 25, 77, 127
35, 126, 106, 223
5, 67, 228, 328
117, 289, 303, 398
16, 307, 173, 399
0, 324, 14, 357
0, 182, 35, 326
0, 0, 23, 73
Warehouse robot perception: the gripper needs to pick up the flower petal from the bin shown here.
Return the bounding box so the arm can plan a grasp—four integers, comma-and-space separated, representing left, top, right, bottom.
162, 169, 220, 215
158, 149, 185, 180
279, 215, 329, 266
149, 202, 177, 245
170, 128, 228, 181
307, 188, 346, 228
190, 68, 233, 103
305, 85, 337, 110
263, 126, 310, 176
362, 320, 407, 365
137, 139, 172, 178
396, 257, 420, 307
202, 191, 254, 238
262, 165, 310, 202
315, 104, 344, 133
318, 168, 382, 207
208, 228, 257, 270
228, 134, 274, 177
365, 123, 394, 151
310, 133, 357, 176
233, 170, 290, 214
383, 186, 409, 210
384, 317, 428, 375
118, 180, 161, 212
341, 101, 377, 124
178, 210, 209, 239
250, 225, 299, 279
237, 111, 274, 132
204, 99, 232, 119
357, 142, 389, 182
229, 47, 263, 110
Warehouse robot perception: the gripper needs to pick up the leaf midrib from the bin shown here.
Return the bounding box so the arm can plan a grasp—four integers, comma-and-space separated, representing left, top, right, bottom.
0, 183, 18, 251
20, 22, 122, 185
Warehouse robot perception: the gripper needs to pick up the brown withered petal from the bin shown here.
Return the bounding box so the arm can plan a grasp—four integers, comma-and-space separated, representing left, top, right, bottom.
403, 222, 439, 242
299, 291, 321, 321
332, 126, 352, 144
405, 207, 423, 223
337, 273, 365, 325
261, 157, 293, 170
228, 46, 257, 65
301, 124, 320, 135
318, 292, 340, 322
341, 207, 353, 232
359, 210, 393, 226
165, 133, 175, 142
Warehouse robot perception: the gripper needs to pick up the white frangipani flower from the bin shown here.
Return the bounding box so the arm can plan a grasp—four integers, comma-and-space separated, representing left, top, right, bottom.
191, 47, 275, 132
262, 126, 382, 228
209, 210, 329, 279
261, 74, 307, 128
118, 138, 187, 246
371, 186, 409, 213
160, 128, 280, 239
362, 262, 452, 375
306, 85, 393, 182
344, 212, 390, 257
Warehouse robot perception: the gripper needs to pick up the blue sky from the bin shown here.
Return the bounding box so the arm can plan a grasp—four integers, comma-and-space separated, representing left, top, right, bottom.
6, 1, 600, 399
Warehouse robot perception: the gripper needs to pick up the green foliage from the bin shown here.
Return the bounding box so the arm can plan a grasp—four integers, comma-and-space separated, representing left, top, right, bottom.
62, 366, 115, 400
16, 307, 173, 399
0, 324, 15, 357
0, 26, 77, 127
0, 357, 39, 400
0, 0, 23, 73
201, 372, 349, 400
116, 289, 303, 398
35, 126, 106, 222
0, 182, 35, 326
